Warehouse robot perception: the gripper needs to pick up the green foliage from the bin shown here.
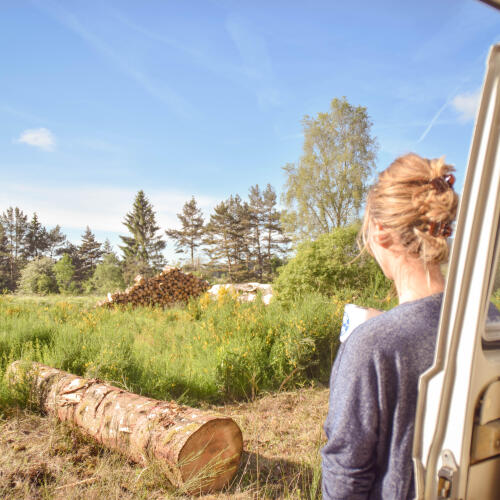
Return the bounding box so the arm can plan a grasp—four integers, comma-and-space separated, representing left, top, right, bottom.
89, 253, 125, 294
248, 184, 289, 281
211, 292, 342, 399
122, 256, 152, 287
274, 224, 391, 304
120, 190, 166, 274
54, 254, 79, 294
203, 195, 248, 282
0, 224, 10, 291
282, 97, 378, 240
0, 292, 349, 406
17, 257, 58, 295
45, 225, 66, 258
202, 186, 288, 283
24, 213, 49, 260
78, 226, 103, 281
166, 196, 205, 268
1, 206, 29, 290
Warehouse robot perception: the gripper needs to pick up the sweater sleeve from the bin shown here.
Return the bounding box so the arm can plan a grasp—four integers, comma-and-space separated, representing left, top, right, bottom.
321, 332, 380, 500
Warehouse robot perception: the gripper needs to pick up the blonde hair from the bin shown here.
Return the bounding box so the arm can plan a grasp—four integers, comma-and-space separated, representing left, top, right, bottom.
360, 153, 458, 266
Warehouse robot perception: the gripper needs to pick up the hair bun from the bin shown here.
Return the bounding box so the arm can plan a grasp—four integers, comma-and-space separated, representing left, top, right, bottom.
360, 153, 458, 266
430, 174, 455, 193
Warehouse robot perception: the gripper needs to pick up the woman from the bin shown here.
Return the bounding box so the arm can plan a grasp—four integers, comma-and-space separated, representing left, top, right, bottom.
321, 153, 458, 500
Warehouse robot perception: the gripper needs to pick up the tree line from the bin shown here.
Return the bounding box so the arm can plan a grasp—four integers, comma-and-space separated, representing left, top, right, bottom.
0, 184, 288, 294
2, 96, 377, 294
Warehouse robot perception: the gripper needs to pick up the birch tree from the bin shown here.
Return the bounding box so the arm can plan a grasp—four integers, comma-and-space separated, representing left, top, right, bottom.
282, 97, 377, 240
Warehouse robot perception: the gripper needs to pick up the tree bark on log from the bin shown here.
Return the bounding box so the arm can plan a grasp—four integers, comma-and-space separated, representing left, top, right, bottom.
7, 361, 243, 493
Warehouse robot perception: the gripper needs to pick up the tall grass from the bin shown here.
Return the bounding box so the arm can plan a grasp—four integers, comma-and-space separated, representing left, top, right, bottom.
0, 289, 394, 412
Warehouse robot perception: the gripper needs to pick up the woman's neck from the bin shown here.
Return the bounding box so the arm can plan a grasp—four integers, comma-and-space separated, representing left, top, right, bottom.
392, 257, 445, 304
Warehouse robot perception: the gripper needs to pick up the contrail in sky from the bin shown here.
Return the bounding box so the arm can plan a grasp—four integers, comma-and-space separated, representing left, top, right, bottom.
31, 0, 195, 120
416, 99, 450, 144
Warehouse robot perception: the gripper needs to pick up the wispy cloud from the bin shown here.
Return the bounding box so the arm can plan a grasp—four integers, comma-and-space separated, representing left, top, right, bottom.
109, 7, 282, 109
108, 7, 205, 63
452, 89, 481, 123
1, 105, 49, 125
3, 182, 217, 233
16, 128, 56, 151
226, 14, 280, 108
33, 0, 194, 119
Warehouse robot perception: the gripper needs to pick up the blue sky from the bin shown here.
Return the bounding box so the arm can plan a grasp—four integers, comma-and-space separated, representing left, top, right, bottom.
1, 0, 499, 261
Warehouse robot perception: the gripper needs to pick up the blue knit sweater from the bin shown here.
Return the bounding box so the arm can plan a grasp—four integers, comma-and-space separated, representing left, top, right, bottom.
321, 293, 444, 500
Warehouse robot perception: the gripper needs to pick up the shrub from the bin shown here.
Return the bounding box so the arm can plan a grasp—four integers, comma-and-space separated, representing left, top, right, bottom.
54, 254, 79, 294
88, 253, 125, 294
17, 257, 58, 295
273, 224, 391, 303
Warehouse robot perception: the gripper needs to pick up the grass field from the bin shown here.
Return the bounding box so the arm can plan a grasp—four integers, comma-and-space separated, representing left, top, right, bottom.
0, 291, 394, 498
0, 291, 358, 407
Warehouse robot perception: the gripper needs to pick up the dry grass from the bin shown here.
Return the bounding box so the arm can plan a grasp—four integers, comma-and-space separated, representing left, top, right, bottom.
0, 386, 329, 499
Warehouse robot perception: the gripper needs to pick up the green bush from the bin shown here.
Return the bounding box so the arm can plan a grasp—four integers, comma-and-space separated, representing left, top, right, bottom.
88, 253, 125, 294
17, 257, 58, 295
274, 224, 391, 303
54, 254, 79, 294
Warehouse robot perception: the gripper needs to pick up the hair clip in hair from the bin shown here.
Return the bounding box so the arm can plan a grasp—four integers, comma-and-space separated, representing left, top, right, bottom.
429, 221, 453, 238
430, 174, 455, 193
444, 174, 455, 187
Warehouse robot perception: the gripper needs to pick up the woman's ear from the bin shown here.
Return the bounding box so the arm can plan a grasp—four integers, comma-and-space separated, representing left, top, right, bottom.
372, 223, 393, 248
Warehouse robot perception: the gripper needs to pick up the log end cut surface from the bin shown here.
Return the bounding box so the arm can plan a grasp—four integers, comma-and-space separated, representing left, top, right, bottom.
178, 418, 243, 493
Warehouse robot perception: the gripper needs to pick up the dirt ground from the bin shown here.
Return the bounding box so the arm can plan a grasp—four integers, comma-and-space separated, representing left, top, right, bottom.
0, 386, 329, 499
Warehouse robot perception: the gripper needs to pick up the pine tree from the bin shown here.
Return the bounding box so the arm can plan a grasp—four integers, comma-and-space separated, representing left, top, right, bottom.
78, 226, 103, 281
248, 185, 265, 280
166, 197, 205, 269
230, 197, 253, 281
204, 200, 233, 280
0, 207, 29, 290
0, 222, 10, 290
247, 184, 289, 281
262, 184, 289, 278
46, 226, 66, 258
102, 239, 115, 256
119, 190, 166, 275
24, 213, 49, 259
204, 195, 253, 282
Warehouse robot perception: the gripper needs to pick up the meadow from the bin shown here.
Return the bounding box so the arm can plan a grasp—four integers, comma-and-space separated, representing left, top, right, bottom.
0, 290, 360, 408
0, 289, 394, 498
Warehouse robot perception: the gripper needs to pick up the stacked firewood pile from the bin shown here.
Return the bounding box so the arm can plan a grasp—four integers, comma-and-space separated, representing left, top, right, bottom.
98, 267, 210, 308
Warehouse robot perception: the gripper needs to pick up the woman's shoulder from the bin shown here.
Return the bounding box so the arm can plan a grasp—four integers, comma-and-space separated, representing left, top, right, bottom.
343, 293, 443, 355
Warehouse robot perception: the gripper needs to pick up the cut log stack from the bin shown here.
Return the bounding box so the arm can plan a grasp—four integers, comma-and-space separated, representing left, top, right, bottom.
98, 267, 210, 308
7, 361, 243, 493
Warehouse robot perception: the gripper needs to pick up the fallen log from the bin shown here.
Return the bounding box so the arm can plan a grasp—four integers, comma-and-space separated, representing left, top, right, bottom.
7, 361, 243, 493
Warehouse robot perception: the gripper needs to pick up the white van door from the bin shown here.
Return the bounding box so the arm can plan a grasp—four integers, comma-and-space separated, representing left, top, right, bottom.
412, 36, 500, 500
